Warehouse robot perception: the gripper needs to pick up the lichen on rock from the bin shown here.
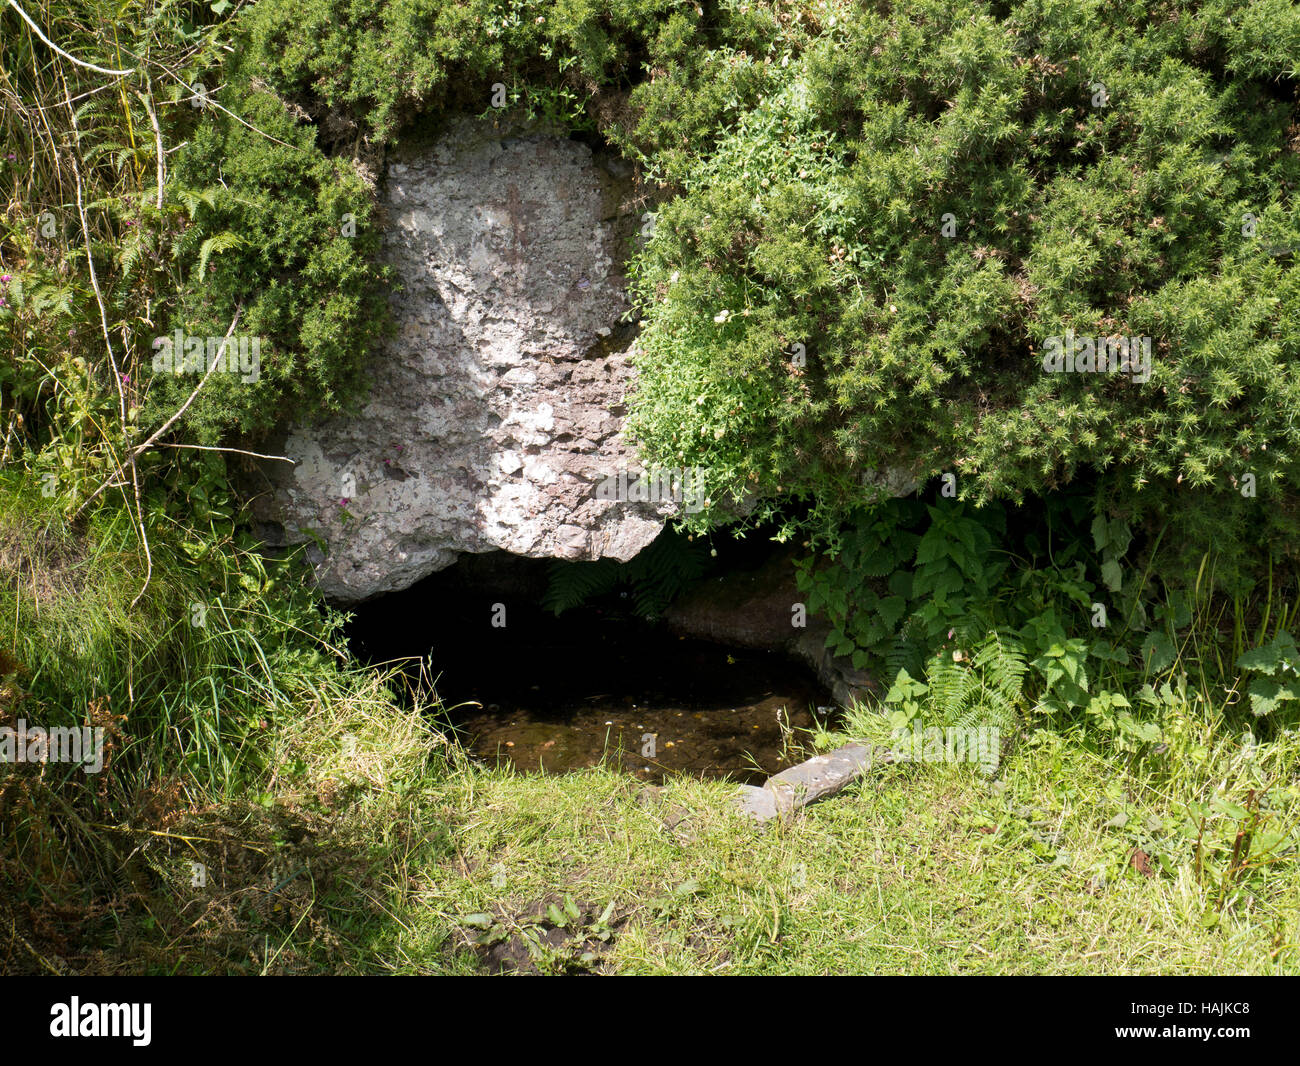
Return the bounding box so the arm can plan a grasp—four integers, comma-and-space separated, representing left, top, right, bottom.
249, 118, 671, 602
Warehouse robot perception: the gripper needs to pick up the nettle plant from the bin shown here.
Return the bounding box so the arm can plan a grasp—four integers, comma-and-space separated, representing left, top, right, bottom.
795, 488, 1208, 733
1235, 632, 1300, 718
794, 497, 1008, 677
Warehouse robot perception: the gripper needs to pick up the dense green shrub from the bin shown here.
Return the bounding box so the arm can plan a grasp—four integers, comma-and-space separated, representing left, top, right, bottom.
232, 0, 700, 143
146, 0, 712, 439
6, 0, 1299, 732
626, 0, 1300, 564
156, 78, 388, 441
797, 485, 1300, 736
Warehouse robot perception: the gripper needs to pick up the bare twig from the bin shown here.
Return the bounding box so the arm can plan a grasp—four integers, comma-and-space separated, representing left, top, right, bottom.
140, 81, 164, 210
61, 69, 156, 611
5, 0, 136, 76
154, 443, 297, 464
140, 58, 307, 153
134, 309, 241, 454
70, 308, 243, 522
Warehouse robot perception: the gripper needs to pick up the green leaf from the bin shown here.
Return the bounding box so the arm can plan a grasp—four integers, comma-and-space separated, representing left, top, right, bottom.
459, 913, 494, 930
876, 594, 907, 630
1091, 515, 1110, 552
885, 668, 927, 703
197, 230, 245, 279
1141, 631, 1176, 674
1245, 676, 1300, 716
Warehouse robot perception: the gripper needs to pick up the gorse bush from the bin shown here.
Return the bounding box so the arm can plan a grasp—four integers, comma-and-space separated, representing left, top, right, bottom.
2, 0, 1299, 976
15, 0, 1296, 548
157, 74, 388, 442
626, 0, 1300, 558
0, 0, 379, 472
3, 0, 1296, 735
234, 0, 692, 143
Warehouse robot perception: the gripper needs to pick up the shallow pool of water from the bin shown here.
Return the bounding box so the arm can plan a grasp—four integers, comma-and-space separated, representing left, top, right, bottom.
346, 571, 834, 783
448, 639, 832, 783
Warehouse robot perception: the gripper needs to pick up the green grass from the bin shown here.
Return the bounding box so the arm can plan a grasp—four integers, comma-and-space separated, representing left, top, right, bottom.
5, 519, 1296, 975
4, 0, 1299, 978
387, 722, 1300, 977
313, 692, 1300, 975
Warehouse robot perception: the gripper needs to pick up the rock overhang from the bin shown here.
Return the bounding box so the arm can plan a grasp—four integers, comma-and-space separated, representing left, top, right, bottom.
247, 118, 673, 603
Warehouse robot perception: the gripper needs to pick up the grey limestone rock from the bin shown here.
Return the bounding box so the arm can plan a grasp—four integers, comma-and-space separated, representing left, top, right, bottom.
735, 742, 884, 822
251, 118, 669, 602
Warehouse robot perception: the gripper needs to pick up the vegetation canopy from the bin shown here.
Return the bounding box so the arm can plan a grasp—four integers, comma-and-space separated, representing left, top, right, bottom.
0, 0, 1297, 977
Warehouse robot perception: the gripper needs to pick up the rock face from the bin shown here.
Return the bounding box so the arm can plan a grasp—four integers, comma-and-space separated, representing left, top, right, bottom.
249, 119, 669, 602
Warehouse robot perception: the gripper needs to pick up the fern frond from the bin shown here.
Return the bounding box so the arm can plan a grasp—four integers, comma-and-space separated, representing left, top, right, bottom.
542, 528, 712, 618
541, 558, 621, 615
197, 230, 244, 278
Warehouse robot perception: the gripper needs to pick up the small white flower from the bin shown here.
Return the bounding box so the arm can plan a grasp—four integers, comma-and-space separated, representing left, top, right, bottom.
713, 309, 730, 324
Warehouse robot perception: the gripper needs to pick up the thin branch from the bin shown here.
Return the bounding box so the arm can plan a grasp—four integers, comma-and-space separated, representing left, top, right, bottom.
154, 443, 297, 464
140, 82, 164, 210
143, 58, 308, 153
62, 69, 154, 608
5, 0, 136, 76
69, 307, 243, 522
133, 308, 241, 455
0, 76, 118, 113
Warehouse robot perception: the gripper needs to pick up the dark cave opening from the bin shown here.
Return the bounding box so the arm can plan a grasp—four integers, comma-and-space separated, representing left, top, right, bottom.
343, 531, 835, 784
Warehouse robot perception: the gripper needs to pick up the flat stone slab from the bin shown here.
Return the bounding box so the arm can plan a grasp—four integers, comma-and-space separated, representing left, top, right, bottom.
735, 742, 885, 822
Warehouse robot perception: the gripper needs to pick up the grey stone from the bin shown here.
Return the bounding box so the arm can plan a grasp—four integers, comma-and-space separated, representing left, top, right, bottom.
249, 118, 671, 602
735, 742, 885, 822
734, 784, 780, 821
